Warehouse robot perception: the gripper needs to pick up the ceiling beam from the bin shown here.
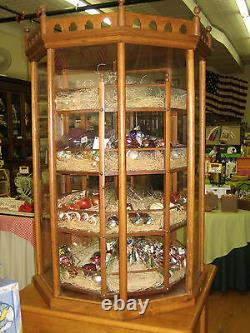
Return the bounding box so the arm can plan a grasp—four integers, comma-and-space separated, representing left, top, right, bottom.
0, 0, 163, 23
0, 4, 22, 16
181, 0, 242, 69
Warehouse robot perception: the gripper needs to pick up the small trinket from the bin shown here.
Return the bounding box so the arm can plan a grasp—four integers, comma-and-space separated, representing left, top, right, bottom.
127, 150, 139, 160
59, 255, 72, 268
170, 192, 180, 204
58, 212, 65, 220
92, 274, 101, 285
148, 140, 157, 148
82, 263, 97, 276
81, 212, 89, 221
127, 238, 133, 245
127, 203, 133, 210
143, 139, 150, 148
68, 266, 78, 277
91, 252, 101, 266
135, 131, 144, 146
149, 202, 163, 210
129, 129, 137, 140
107, 215, 119, 228
106, 252, 112, 263
143, 213, 153, 225
91, 194, 99, 206
130, 212, 144, 225
179, 194, 187, 205
57, 150, 71, 160
88, 214, 98, 225
126, 137, 133, 145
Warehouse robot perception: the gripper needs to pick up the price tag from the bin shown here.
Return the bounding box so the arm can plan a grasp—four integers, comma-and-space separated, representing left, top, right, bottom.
81, 136, 88, 144
19, 165, 29, 174
75, 119, 81, 128
208, 162, 222, 173
93, 137, 109, 149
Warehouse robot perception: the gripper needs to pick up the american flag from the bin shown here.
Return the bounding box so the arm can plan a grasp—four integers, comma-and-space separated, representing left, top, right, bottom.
206, 71, 248, 118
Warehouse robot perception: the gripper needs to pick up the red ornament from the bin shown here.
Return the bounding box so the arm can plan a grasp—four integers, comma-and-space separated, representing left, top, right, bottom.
18, 202, 34, 213
68, 202, 81, 210
170, 192, 180, 204
91, 194, 99, 206
82, 263, 97, 276
91, 252, 101, 266
78, 198, 92, 209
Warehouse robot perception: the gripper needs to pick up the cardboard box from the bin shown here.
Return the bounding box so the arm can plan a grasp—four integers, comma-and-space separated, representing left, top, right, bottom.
0, 279, 22, 332
205, 192, 218, 211
221, 194, 238, 212
238, 198, 250, 210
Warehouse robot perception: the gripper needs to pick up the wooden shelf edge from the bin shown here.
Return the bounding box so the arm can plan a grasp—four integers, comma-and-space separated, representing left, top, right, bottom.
56, 166, 187, 176
57, 220, 186, 238
56, 107, 186, 113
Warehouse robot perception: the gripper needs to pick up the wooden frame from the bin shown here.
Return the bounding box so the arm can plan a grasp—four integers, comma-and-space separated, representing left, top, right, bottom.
26, 1, 211, 320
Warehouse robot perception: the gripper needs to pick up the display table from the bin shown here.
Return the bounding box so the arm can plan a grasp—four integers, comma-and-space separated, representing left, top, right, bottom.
0, 212, 35, 289
205, 184, 231, 198
205, 209, 250, 291
205, 209, 250, 264
20, 265, 216, 333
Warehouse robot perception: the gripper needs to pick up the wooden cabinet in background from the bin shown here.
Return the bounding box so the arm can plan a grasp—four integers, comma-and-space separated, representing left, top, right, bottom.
237, 157, 250, 176
0, 76, 32, 195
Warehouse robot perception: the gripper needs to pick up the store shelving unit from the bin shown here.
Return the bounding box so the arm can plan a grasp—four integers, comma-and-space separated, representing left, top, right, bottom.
0, 77, 32, 195
25, 0, 211, 320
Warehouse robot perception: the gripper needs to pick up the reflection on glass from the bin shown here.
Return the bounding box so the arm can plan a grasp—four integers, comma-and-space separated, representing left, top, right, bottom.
24, 95, 32, 139
0, 93, 8, 141
38, 56, 54, 287
13, 147, 21, 159
12, 94, 21, 138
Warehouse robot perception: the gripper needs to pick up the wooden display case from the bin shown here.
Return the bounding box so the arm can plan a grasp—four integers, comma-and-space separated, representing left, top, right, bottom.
25, 1, 211, 320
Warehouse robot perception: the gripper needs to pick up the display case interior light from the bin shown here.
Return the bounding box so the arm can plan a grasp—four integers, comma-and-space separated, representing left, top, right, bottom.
64, 0, 111, 24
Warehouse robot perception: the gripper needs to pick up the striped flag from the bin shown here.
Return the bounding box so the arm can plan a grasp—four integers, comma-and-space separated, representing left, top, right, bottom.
206, 71, 248, 118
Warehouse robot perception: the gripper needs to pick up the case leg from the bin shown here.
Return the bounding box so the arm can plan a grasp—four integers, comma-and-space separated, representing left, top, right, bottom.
198, 305, 207, 333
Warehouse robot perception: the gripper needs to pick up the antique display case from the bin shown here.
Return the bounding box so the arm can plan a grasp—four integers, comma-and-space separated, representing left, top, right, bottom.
25, 0, 211, 319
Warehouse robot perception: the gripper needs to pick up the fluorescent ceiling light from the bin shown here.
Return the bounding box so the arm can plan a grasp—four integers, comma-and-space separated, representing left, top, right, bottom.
103, 17, 112, 25
65, 0, 86, 7
64, 0, 111, 25
65, 0, 100, 14
243, 16, 250, 34
85, 8, 99, 14
235, 0, 249, 17
235, 0, 250, 35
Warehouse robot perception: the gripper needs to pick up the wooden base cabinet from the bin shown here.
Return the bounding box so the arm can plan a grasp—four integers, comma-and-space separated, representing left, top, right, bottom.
21, 265, 216, 333
25, 0, 213, 324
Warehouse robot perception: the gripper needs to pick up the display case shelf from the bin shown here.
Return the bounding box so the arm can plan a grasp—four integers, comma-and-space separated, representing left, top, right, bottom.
58, 222, 186, 238
56, 107, 187, 114
56, 167, 187, 176
58, 227, 166, 238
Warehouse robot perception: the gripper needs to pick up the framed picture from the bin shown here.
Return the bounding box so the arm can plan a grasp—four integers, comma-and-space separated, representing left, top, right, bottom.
206, 125, 240, 145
